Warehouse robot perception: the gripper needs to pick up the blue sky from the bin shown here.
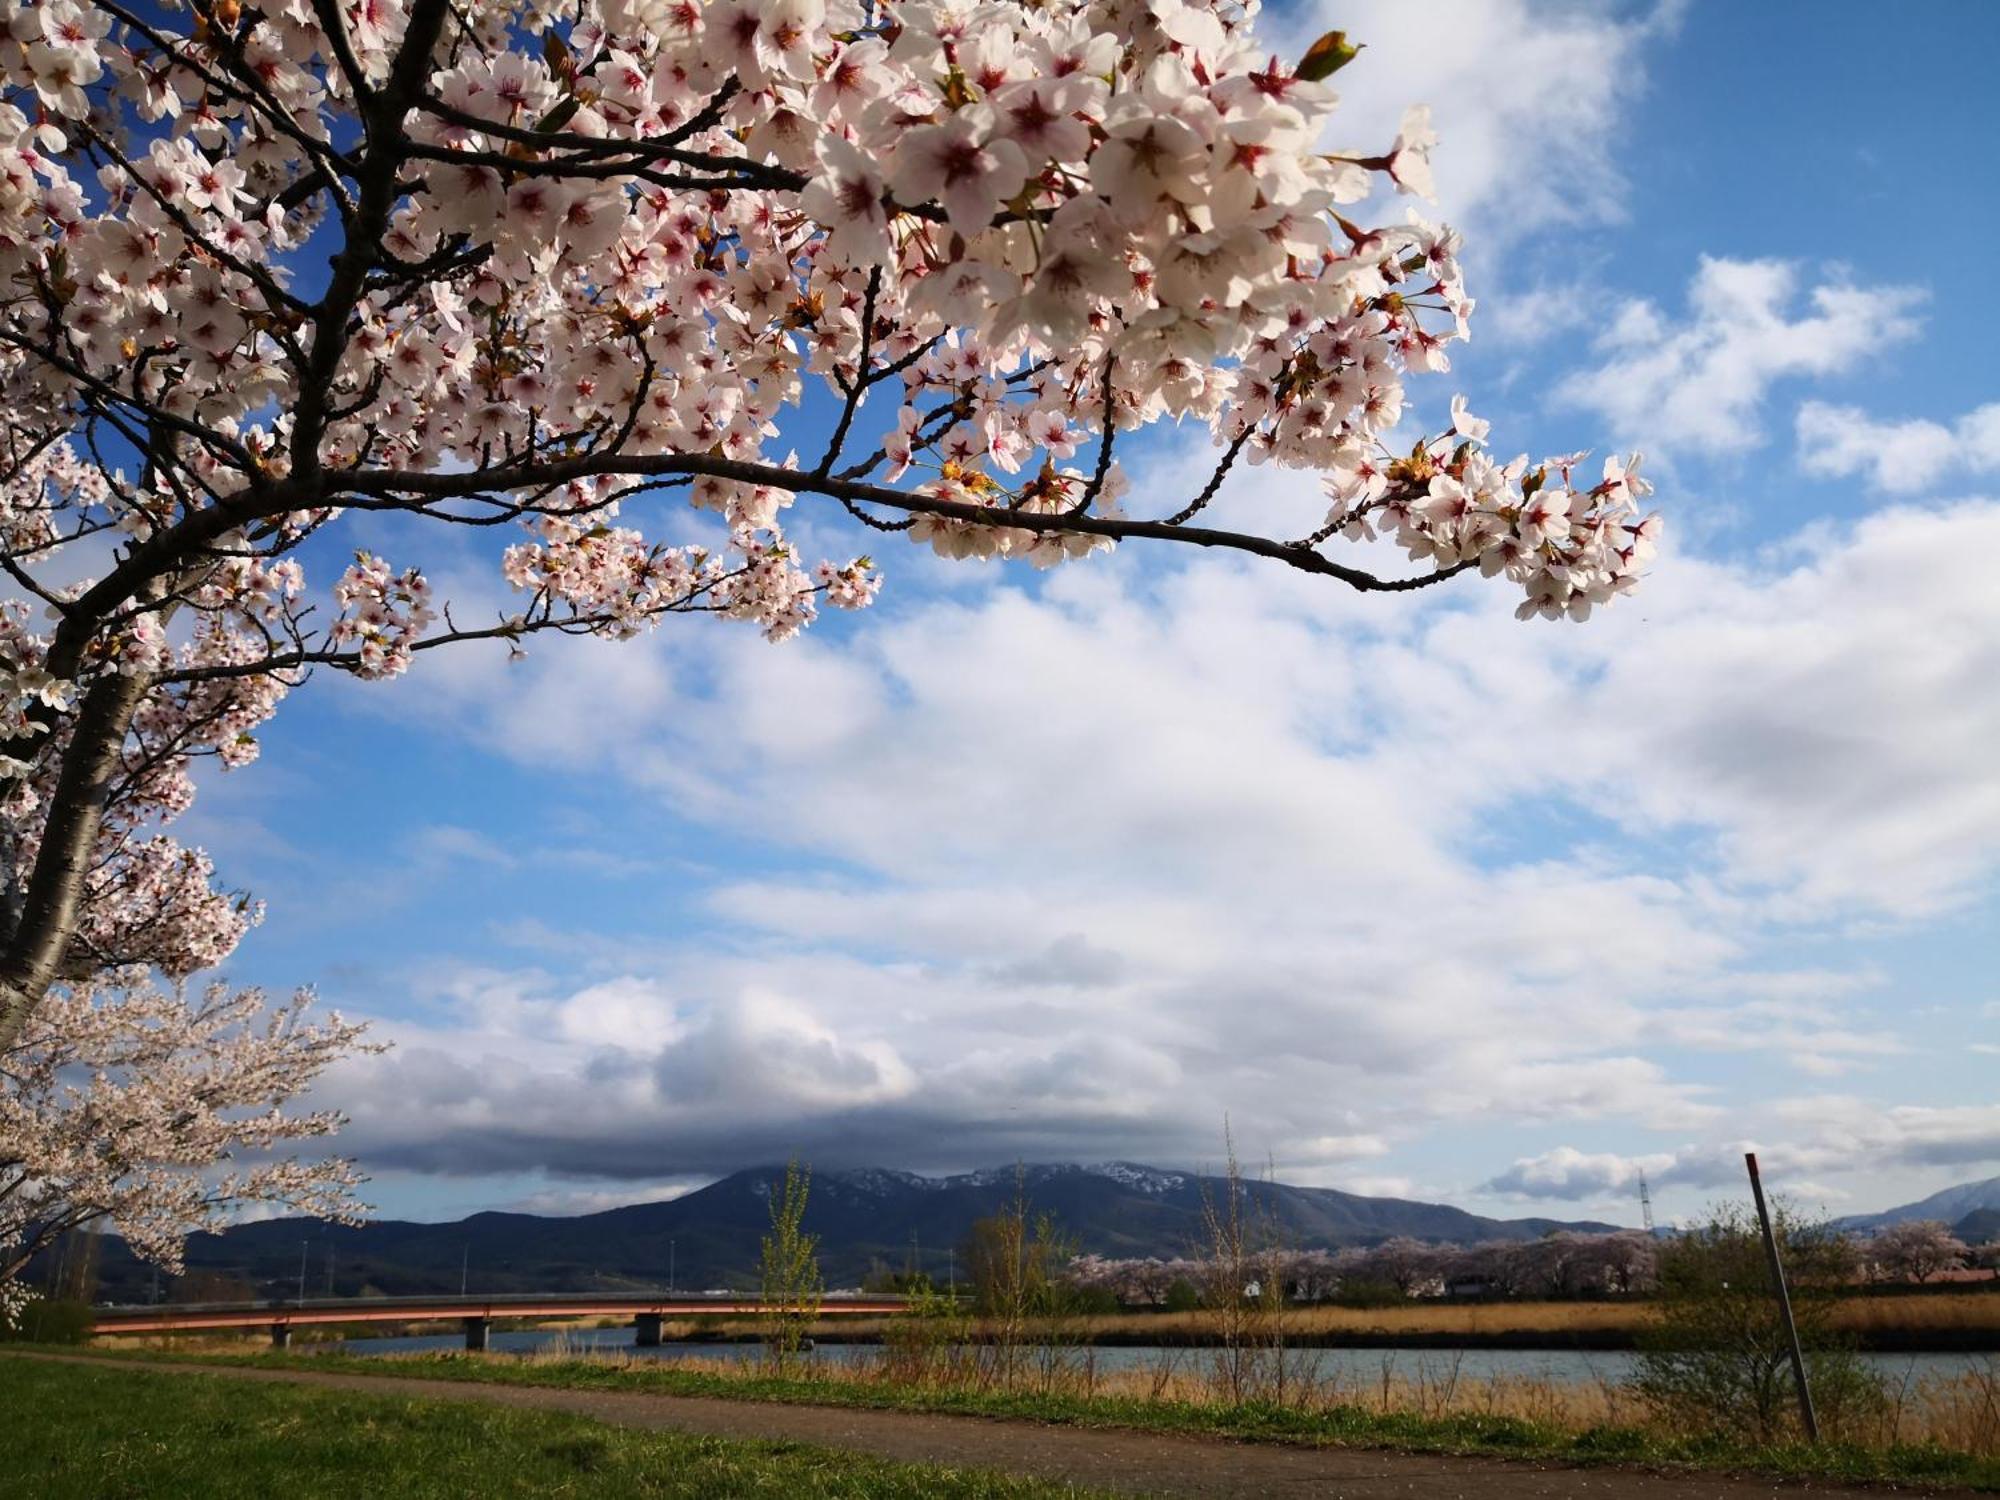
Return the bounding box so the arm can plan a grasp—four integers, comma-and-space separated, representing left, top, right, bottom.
180, 0, 2000, 1226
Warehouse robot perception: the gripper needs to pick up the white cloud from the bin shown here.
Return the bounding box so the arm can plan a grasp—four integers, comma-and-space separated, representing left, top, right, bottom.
1556, 257, 1926, 453
1330, 1175, 1417, 1200
1294, 1134, 1392, 1164
307, 493, 2000, 1202
404, 824, 518, 869
1281, 0, 1684, 244
1486, 1146, 1678, 1200
504, 1181, 700, 1216
1797, 400, 2000, 492
1489, 1099, 2000, 1206
1770, 1097, 2000, 1175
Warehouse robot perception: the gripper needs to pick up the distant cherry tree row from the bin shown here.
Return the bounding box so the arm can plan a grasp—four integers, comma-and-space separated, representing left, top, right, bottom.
1062, 1220, 2000, 1306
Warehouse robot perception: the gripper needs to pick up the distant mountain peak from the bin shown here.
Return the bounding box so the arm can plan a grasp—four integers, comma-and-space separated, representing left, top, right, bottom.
1083, 1161, 1192, 1194
90, 1157, 1620, 1304
1834, 1174, 2000, 1234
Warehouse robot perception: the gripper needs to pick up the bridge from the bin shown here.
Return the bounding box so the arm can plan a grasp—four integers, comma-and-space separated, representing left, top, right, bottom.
92, 1292, 908, 1351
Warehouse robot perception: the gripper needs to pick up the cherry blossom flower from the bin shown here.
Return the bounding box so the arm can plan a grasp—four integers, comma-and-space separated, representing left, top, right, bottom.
0, 0, 1657, 1074
801, 133, 895, 267
892, 106, 1031, 238
1385, 105, 1439, 200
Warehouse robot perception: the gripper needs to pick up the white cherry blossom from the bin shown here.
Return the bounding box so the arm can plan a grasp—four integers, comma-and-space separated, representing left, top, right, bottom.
1, 982, 373, 1317
0, 0, 1658, 1068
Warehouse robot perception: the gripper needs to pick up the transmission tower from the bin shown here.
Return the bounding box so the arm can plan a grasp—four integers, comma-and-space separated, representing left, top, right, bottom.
1638, 1170, 1656, 1234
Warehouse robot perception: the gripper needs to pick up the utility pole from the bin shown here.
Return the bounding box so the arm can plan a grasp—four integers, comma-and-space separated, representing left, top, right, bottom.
669, 1239, 676, 1295
1745, 1151, 1818, 1442
297, 1239, 310, 1305
460, 1243, 469, 1297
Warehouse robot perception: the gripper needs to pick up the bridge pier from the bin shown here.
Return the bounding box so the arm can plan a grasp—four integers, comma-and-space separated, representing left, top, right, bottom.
634, 1313, 663, 1348
462, 1316, 491, 1353
269, 1323, 292, 1351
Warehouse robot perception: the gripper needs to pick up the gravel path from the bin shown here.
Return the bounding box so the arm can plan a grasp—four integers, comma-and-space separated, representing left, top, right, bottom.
12, 1353, 1978, 1499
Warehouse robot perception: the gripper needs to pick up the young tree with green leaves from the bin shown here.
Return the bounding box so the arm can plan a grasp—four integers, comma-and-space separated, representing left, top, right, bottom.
757, 1159, 821, 1373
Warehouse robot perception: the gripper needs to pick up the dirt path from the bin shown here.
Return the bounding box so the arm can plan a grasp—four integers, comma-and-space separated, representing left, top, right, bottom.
10, 1352, 1977, 1499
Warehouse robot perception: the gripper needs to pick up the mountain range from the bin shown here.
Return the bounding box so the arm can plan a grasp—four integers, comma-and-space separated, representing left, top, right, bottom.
1834, 1174, 2000, 1239
87, 1162, 1620, 1304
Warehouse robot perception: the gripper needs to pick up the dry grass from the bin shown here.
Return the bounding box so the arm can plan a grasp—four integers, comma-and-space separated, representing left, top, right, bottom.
493, 1334, 2000, 1457
1829, 1292, 2000, 1338
1088, 1302, 1650, 1340
499, 1334, 1634, 1426
1061, 1293, 2000, 1344
85, 1289, 2000, 1357
798, 1302, 1653, 1344
79, 1285, 2000, 1362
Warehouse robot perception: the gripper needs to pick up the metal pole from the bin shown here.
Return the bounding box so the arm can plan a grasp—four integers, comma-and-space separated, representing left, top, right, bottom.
297, 1239, 309, 1305
670, 1239, 675, 1295
460, 1244, 469, 1297
1745, 1151, 1818, 1442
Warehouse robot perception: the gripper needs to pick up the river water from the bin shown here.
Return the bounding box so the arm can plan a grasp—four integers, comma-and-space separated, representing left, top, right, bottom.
337, 1328, 1988, 1389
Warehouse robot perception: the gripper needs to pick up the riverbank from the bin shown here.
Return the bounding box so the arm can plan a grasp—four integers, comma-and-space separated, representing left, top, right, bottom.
34, 1342, 2000, 1491
424, 1291, 2000, 1355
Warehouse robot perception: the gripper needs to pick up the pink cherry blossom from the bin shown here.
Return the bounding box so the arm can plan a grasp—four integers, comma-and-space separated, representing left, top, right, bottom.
1, 982, 374, 1316
891, 106, 1031, 238
0, 0, 1658, 1080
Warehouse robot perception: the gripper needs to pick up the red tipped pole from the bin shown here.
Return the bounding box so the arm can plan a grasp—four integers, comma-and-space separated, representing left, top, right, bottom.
1745, 1151, 1819, 1443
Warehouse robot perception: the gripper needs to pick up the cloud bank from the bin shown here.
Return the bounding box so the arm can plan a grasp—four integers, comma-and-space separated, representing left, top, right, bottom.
315, 493, 2000, 1207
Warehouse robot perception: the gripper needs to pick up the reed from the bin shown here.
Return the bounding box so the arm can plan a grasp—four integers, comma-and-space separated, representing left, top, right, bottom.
393, 1339, 2000, 1457
813, 1289, 2000, 1346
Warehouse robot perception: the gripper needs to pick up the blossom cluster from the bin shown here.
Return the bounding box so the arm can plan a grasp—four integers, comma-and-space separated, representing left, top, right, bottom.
331, 554, 439, 679
1064, 1230, 1663, 1305
1326, 407, 1658, 622
1, 587, 272, 976
0, 0, 1659, 1048
0, 982, 373, 1306
0, 0, 1658, 623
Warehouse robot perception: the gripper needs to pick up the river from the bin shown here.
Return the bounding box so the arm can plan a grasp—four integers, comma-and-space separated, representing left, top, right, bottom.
337, 1328, 1989, 1388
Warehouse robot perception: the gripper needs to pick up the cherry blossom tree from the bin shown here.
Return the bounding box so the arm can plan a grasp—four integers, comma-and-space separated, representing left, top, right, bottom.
0, 981, 372, 1320
1867, 1220, 1969, 1285
1065, 1233, 1662, 1307
0, 0, 1659, 1050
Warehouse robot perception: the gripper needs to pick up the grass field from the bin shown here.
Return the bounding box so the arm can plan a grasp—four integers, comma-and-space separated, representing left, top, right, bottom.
46, 1342, 2000, 1491
0, 1355, 1095, 1499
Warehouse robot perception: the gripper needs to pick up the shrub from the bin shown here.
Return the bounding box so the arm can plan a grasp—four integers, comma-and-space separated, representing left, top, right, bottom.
1636, 1201, 1884, 1443
0, 1297, 92, 1344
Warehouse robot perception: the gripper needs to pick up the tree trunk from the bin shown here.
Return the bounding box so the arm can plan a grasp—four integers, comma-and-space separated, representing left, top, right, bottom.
0, 666, 151, 1050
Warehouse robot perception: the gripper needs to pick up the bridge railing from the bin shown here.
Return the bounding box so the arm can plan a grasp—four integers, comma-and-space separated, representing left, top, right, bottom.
95, 1291, 907, 1315
92, 1291, 910, 1351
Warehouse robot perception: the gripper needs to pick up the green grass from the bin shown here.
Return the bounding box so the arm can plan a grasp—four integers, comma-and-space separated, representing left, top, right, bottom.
0, 1356, 1097, 1499
26, 1344, 1996, 1491
44, 1343, 2000, 1492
